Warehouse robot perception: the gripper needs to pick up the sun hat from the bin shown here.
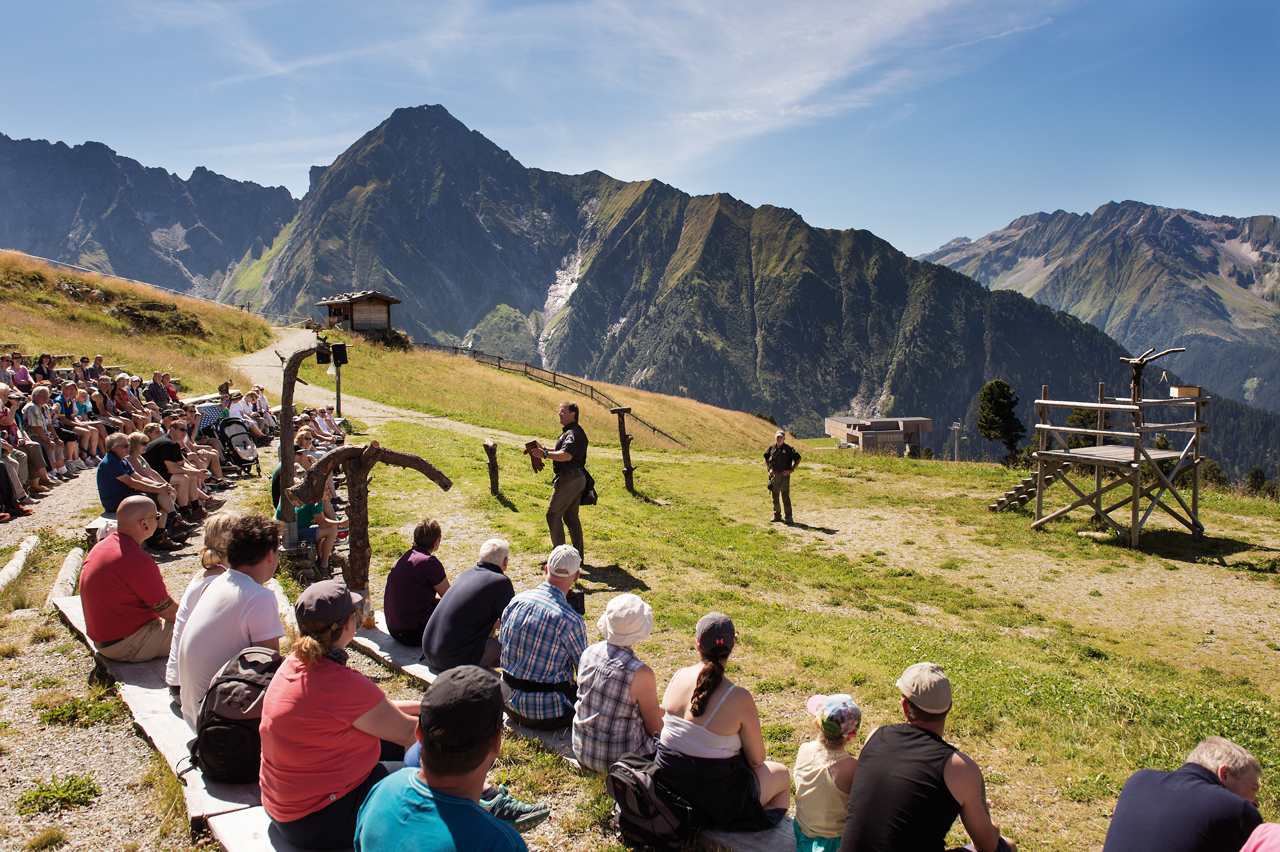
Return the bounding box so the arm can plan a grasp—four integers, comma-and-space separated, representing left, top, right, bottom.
695, 611, 735, 655
896, 662, 952, 714
806, 693, 862, 739
598, 593, 654, 646
419, 666, 505, 754
546, 543, 582, 577
295, 580, 361, 631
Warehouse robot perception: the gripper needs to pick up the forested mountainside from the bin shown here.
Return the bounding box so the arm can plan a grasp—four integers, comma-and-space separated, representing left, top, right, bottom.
0, 133, 297, 296
920, 203, 1280, 412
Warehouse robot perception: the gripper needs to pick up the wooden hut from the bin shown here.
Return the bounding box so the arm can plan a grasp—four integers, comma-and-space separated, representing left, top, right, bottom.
316, 291, 401, 332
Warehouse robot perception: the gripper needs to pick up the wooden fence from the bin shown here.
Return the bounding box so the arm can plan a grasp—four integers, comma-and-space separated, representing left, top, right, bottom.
418, 342, 685, 447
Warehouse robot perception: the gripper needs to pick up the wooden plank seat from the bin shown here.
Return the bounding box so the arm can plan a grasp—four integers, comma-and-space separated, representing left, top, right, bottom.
52, 596, 261, 828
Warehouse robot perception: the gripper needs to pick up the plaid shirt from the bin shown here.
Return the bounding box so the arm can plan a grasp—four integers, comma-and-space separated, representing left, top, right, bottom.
142, 382, 169, 409
499, 583, 588, 720
571, 642, 656, 772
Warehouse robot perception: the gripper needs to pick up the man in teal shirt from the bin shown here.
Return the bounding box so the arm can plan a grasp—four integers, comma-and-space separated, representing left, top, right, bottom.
355, 667, 528, 852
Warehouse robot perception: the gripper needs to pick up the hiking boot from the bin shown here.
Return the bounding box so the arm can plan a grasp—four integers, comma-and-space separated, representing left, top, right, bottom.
772, 514, 782, 522
480, 785, 550, 834
186, 505, 208, 521
147, 533, 183, 552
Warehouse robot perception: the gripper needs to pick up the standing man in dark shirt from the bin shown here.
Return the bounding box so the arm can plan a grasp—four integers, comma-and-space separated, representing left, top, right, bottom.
763, 430, 801, 524
531, 401, 588, 563
1102, 736, 1261, 852
421, 539, 515, 674
841, 662, 1015, 852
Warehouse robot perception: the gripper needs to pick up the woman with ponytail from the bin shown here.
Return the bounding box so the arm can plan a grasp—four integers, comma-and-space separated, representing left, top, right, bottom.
653, 612, 790, 830
259, 580, 420, 850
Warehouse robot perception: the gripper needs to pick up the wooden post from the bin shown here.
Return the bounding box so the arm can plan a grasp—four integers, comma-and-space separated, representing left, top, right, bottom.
484, 440, 500, 495
1035, 385, 1049, 522
1193, 398, 1203, 537
1132, 397, 1143, 548
611, 407, 635, 492
1095, 382, 1105, 520
279, 337, 330, 548
288, 442, 452, 619
335, 359, 342, 418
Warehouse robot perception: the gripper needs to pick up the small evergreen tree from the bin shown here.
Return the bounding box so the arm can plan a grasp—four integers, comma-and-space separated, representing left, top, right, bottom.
1246, 466, 1268, 495
921, 447, 934, 461
978, 380, 1027, 466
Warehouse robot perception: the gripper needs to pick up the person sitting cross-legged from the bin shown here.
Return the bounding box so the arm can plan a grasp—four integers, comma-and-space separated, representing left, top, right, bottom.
499, 544, 589, 731
79, 495, 178, 661
1103, 736, 1262, 852
355, 666, 531, 852
421, 539, 515, 674
572, 593, 663, 772
176, 513, 286, 729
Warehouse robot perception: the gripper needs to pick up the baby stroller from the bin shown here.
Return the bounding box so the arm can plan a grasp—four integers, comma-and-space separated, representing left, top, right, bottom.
216, 418, 261, 478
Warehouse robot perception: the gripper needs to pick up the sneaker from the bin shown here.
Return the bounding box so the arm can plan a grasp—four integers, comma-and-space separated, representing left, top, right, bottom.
479, 785, 551, 834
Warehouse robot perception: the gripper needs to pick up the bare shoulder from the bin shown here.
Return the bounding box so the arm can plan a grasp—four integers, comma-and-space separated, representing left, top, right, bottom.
943, 748, 985, 801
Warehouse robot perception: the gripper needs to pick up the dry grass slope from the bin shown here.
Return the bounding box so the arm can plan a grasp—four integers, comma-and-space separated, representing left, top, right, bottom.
0, 251, 272, 394
297, 329, 786, 454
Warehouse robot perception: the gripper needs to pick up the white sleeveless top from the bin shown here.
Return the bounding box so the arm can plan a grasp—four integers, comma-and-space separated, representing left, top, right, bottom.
658, 685, 742, 759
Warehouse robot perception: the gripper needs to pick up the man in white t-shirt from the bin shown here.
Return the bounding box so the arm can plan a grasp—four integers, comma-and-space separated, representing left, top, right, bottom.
178, 514, 286, 727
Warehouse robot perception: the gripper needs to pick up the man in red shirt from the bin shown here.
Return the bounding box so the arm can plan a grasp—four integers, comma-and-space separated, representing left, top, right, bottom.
80, 495, 178, 661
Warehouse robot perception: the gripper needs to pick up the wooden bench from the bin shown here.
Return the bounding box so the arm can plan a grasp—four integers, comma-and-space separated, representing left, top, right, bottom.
52, 596, 262, 828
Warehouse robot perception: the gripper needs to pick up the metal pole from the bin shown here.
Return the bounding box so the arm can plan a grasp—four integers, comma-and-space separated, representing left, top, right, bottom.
335, 360, 342, 418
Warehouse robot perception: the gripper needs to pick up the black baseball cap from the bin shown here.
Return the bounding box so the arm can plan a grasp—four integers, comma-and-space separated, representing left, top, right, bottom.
419, 666, 504, 754
696, 611, 736, 655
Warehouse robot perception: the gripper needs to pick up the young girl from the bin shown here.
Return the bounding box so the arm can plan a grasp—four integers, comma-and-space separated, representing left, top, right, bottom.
165, 510, 241, 705
793, 693, 861, 852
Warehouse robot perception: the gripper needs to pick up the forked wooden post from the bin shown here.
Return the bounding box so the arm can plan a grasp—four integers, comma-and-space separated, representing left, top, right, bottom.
483, 440, 500, 495
611, 406, 636, 492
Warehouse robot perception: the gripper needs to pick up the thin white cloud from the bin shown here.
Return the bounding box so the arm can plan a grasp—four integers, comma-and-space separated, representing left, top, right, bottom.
109, 0, 1080, 190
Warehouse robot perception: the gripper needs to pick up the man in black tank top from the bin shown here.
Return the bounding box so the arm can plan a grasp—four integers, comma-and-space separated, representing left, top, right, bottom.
840, 663, 1016, 852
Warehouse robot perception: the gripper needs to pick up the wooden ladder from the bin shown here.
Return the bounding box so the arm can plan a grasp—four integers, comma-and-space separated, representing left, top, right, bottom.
990, 462, 1073, 512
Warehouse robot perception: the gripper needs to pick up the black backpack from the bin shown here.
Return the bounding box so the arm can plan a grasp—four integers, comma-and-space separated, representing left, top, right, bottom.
191, 647, 283, 783
606, 753, 698, 850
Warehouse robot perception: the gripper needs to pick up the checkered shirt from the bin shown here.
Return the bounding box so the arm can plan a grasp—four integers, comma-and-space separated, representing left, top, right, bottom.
571, 641, 656, 772
499, 583, 588, 721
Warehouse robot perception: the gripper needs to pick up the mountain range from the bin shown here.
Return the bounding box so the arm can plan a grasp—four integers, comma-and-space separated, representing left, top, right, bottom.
920, 203, 1280, 413
3, 106, 1280, 478
0, 133, 297, 297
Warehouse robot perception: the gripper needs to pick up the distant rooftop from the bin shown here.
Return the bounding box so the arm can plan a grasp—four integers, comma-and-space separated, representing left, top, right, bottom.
315, 290, 402, 306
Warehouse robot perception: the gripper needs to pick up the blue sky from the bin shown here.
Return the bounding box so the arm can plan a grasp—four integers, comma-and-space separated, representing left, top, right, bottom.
2, 0, 1275, 255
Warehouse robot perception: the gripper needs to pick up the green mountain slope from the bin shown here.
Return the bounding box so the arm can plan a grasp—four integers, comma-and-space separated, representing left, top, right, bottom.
920, 202, 1280, 411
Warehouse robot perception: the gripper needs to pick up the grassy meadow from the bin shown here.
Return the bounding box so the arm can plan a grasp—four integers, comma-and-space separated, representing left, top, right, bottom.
0, 251, 272, 394
281, 404, 1280, 851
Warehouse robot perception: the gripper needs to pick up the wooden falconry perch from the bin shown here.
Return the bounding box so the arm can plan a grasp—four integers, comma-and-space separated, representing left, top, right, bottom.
1120, 347, 1185, 404
286, 441, 453, 613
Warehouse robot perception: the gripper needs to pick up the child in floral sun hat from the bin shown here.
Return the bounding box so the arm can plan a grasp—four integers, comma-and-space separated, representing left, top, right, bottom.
793, 693, 862, 852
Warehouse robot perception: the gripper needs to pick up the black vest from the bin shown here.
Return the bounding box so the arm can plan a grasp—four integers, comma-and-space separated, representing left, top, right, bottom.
840, 723, 960, 851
